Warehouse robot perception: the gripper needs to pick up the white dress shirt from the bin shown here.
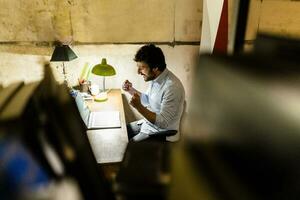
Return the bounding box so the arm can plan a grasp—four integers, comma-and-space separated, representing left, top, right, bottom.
139, 68, 185, 142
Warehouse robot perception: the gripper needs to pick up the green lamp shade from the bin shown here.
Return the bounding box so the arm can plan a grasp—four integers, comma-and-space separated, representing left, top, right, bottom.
92, 58, 116, 76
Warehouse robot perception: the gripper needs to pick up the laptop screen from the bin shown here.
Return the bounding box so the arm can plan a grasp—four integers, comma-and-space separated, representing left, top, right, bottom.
74, 92, 90, 127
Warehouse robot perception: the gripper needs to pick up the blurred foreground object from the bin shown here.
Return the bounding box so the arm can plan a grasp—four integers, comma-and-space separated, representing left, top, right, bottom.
0, 64, 114, 200
182, 34, 300, 200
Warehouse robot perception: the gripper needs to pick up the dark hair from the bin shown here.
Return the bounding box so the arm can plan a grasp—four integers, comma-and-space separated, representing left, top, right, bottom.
134, 44, 166, 71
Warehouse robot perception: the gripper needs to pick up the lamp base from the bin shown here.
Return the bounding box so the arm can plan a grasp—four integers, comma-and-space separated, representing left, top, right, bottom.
94, 92, 108, 102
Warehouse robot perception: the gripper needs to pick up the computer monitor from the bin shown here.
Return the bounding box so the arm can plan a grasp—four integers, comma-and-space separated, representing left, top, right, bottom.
185, 36, 300, 199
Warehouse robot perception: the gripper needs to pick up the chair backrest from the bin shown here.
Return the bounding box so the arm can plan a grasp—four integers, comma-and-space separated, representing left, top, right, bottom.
135, 100, 187, 142
169, 99, 186, 142
179, 100, 187, 135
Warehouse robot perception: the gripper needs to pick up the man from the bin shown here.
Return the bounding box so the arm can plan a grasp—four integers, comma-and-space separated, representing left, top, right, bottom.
123, 44, 185, 142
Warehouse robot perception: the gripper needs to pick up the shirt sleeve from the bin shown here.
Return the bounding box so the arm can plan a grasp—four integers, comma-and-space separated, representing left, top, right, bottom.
140, 93, 149, 106
155, 85, 183, 129
140, 84, 151, 106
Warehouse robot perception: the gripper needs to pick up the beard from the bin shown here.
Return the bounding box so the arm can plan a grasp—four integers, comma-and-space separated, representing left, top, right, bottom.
142, 73, 155, 81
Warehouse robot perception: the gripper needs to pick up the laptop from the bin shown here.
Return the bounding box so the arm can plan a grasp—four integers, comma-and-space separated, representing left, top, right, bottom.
75, 92, 121, 129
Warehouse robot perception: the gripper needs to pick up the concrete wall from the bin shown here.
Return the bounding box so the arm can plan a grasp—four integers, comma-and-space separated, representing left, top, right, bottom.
245, 0, 300, 51
0, 0, 202, 124
0, 44, 199, 122
0, 0, 203, 86
0, 0, 202, 43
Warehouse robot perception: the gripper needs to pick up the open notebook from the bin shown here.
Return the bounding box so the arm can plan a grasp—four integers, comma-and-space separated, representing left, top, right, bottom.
75, 92, 121, 129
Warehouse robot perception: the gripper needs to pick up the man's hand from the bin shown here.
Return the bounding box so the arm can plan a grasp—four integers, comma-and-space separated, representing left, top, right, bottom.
130, 92, 142, 109
123, 80, 141, 96
122, 80, 132, 92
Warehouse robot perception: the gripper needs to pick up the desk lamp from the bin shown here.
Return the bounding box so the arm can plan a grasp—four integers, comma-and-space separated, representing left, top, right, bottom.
50, 44, 78, 87
92, 58, 116, 101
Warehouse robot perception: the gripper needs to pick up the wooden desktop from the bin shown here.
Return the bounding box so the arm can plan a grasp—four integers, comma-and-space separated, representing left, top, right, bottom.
85, 89, 129, 164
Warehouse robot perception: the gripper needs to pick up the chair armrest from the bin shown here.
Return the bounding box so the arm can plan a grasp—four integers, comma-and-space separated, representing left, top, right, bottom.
131, 130, 178, 142
150, 130, 177, 137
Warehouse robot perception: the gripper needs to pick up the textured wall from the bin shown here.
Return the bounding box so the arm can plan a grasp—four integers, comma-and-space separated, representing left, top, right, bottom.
0, 0, 203, 124
259, 0, 300, 38
175, 0, 203, 41
246, 0, 300, 40
244, 0, 300, 51
0, 0, 56, 42
0, 0, 202, 87
0, 44, 199, 123
1, 0, 299, 123
0, 0, 202, 43
0, 52, 45, 86
72, 0, 175, 42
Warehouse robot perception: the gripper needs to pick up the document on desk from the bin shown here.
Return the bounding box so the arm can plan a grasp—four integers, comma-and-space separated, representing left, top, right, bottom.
88, 111, 121, 129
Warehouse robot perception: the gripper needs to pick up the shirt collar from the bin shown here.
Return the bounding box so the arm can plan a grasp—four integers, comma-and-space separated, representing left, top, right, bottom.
153, 68, 169, 84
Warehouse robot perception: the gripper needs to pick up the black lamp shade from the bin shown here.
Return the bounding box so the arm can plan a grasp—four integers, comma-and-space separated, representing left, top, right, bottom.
50, 45, 78, 62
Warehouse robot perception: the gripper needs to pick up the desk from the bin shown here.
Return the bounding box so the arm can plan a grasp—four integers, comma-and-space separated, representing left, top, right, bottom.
85, 89, 128, 164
